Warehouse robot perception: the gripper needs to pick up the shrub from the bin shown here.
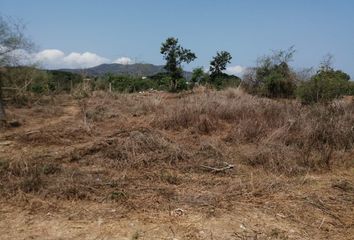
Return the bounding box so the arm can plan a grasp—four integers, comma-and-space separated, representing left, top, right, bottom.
31, 83, 45, 94
243, 47, 296, 98
95, 73, 189, 93
48, 70, 83, 92
174, 78, 188, 92
261, 69, 295, 98
110, 75, 158, 92
209, 73, 241, 90
297, 69, 351, 104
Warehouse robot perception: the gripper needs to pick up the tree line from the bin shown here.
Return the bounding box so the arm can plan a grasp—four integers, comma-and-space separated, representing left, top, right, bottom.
1, 16, 353, 123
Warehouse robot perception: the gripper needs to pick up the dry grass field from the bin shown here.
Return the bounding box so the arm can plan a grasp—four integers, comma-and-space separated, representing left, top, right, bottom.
0, 87, 353, 239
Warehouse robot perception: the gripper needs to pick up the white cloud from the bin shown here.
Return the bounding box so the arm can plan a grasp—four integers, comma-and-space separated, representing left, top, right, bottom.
33, 49, 110, 69
62, 52, 109, 68
30, 49, 137, 69
225, 65, 245, 76
113, 57, 134, 65
35, 49, 65, 61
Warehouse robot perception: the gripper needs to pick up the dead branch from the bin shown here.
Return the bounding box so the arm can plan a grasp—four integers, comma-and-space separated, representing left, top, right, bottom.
201, 162, 234, 173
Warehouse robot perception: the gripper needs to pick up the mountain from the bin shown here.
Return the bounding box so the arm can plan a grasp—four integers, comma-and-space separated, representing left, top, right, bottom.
58, 63, 192, 79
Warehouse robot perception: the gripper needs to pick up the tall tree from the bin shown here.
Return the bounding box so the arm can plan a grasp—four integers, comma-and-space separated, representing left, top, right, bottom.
160, 37, 196, 91
209, 51, 232, 77
0, 15, 33, 122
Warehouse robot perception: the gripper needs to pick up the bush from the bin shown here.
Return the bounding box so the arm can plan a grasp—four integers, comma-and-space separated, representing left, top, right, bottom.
31, 83, 45, 94
48, 70, 83, 92
209, 73, 241, 90
261, 69, 295, 98
109, 75, 157, 92
297, 69, 351, 104
174, 78, 188, 92
243, 48, 296, 98
93, 73, 189, 93
347, 81, 354, 95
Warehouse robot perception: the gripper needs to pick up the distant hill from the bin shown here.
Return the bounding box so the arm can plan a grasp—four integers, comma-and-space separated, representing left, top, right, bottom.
58, 63, 192, 79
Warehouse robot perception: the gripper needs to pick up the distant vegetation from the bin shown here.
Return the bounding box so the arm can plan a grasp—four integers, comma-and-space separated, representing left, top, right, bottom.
242, 48, 353, 103
296, 59, 353, 104
1, 35, 352, 101
0, 12, 353, 123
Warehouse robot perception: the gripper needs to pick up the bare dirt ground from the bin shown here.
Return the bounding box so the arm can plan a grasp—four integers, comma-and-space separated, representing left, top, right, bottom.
0, 89, 353, 239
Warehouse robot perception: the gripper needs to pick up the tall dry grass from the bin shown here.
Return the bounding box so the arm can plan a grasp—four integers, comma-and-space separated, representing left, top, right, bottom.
2, 87, 354, 204
153, 87, 354, 174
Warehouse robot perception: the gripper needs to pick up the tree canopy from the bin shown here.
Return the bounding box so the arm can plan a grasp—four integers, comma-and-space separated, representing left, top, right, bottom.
160, 37, 196, 91
209, 51, 232, 77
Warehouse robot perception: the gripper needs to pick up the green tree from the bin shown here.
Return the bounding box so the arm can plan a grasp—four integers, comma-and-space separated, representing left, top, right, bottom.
243, 47, 296, 98
160, 37, 196, 91
209, 51, 232, 78
0, 15, 33, 121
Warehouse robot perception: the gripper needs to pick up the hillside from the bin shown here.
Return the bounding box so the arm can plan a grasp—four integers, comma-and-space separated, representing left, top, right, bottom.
58, 63, 192, 78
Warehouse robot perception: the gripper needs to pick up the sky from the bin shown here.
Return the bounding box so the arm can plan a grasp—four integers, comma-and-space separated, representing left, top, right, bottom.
1, 0, 353, 77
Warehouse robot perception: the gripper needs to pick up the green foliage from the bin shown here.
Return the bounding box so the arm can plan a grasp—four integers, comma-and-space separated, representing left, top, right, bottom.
31, 83, 45, 94
92, 73, 188, 93
190, 66, 240, 90
31, 70, 51, 94
297, 68, 352, 104
209, 51, 233, 89
347, 81, 354, 95
209, 73, 241, 90
160, 37, 196, 91
174, 78, 188, 92
48, 70, 83, 92
210, 51, 232, 77
1, 67, 83, 95
147, 72, 171, 91
109, 75, 157, 92
191, 67, 208, 87
93, 77, 107, 91
243, 47, 296, 98
260, 63, 296, 98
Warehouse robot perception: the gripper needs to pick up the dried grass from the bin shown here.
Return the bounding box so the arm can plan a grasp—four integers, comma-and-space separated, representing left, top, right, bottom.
152, 88, 354, 173
1, 88, 354, 225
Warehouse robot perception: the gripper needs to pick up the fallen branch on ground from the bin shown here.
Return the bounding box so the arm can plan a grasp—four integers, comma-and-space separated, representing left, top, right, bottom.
201, 162, 235, 173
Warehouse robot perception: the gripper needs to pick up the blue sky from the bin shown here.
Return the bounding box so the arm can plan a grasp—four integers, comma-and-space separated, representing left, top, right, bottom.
1, 0, 353, 76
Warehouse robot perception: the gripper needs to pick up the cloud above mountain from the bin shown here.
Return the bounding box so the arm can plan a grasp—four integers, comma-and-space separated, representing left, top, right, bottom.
113, 57, 134, 65
33, 49, 110, 69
